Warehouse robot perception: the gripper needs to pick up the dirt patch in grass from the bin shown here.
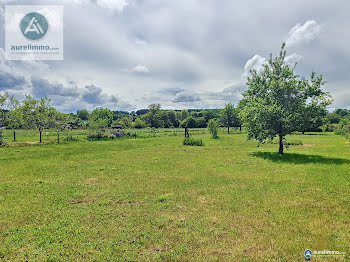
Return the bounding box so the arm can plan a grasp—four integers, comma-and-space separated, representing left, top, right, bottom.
83, 178, 99, 186
69, 197, 95, 205
302, 144, 314, 147
149, 245, 167, 252
113, 200, 143, 206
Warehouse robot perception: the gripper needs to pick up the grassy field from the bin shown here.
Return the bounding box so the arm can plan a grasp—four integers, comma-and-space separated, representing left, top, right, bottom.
0, 131, 349, 261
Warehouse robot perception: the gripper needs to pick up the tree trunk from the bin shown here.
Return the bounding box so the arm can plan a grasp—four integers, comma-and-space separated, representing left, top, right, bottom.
57, 132, 60, 143
279, 134, 283, 155
227, 126, 230, 134
40, 131, 42, 143
239, 125, 242, 132
14, 131, 16, 142
185, 127, 189, 138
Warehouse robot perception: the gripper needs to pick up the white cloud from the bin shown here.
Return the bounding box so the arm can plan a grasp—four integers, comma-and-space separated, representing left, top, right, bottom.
285, 53, 303, 65
62, 0, 130, 12
96, 0, 129, 12
286, 20, 322, 47
131, 64, 150, 74
243, 55, 266, 77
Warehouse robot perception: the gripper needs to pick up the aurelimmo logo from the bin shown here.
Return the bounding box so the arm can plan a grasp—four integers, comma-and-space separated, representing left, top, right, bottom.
20, 12, 49, 41
5, 5, 63, 60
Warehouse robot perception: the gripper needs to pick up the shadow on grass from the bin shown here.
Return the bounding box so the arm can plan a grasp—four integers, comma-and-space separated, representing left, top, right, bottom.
252, 151, 350, 165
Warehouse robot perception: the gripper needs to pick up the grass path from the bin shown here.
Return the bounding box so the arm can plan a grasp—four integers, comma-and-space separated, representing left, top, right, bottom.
0, 133, 349, 261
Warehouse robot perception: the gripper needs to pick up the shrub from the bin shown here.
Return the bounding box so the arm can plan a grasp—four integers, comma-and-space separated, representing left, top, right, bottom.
0, 131, 6, 146
87, 132, 113, 141
207, 119, 219, 138
110, 132, 124, 138
183, 137, 203, 146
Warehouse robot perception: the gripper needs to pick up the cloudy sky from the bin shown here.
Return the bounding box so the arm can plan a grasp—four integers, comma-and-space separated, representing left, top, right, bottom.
0, 0, 349, 112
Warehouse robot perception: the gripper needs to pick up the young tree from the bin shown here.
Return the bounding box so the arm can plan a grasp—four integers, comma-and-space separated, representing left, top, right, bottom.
16, 96, 57, 143
239, 44, 332, 155
207, 119, 219, 138
221, 103, 240, 134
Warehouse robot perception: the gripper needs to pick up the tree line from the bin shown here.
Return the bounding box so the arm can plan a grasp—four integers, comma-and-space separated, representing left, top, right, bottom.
2, 44, 349, 154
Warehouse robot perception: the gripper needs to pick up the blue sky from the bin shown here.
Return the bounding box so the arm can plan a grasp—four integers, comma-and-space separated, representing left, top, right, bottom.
1, 0, 350, 112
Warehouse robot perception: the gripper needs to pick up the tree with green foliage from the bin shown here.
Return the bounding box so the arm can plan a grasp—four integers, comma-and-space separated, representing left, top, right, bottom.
77, 109, 89, 121
298, 105, 327, 134
183, 117, 197, 128
221, 103, 240, 134
144, 104, 164, 128
195, 117, 207, 128
89, 107, 114, 133
167, 110, 179, 127
207, 119, 219, 138
181, 109, 189, 120
325, 113, 341, 124
10, 96, 57, 143
134, 118, 146, 129
203, 109, 220, 122
115, 116, 133, 128
239, 44, 332, 155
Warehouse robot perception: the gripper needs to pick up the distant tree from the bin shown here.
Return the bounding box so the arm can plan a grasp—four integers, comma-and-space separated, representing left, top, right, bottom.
195, 117, 207, 128
89, 107, 114, 133
136, 109, 149, 116
181, 109, 189, 120
115, 116, 133, 128
77, 109, 89, 121
334, 109, 350, 118
203, 109, 220, 122
144, 104, 164, 128
134, 118, 145, 129
325, 113, 341, 124
298, 105, 327, 133
167, 110, 179, 127
183, 117, 197, 128
239, 44, 332, 155
207, 119, 219, 138
161, 111, 171, 128
221, 103, 240, 134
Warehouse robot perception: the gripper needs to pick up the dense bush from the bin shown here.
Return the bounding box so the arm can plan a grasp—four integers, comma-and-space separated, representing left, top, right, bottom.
183, 137, 203, 146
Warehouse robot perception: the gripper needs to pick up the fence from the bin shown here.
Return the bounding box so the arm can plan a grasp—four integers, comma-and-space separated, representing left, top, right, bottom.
1, 127, 243, 145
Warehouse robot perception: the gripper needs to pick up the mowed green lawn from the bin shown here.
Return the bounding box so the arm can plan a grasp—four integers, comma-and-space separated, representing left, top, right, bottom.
0, 132, 349, 261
